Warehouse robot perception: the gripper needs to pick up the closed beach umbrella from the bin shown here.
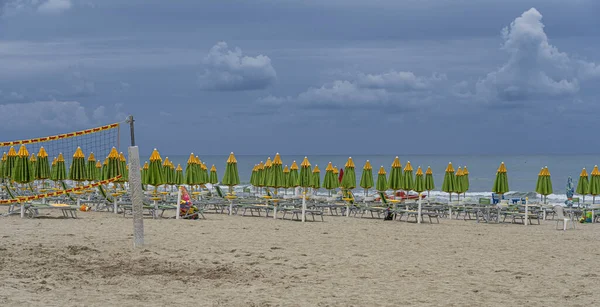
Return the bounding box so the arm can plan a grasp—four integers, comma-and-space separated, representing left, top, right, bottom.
323, 162, 338, 195
282, 165, 290, 194
462, 166, 470, 197
492, 162, 509, 200
106, 148, 121, 181
454, 167, 465, 201
588, 165, 600, 204
250, 164, 258, 187
576, 168, 589, 203
376, 166, 388, 192
162, 157, 173, 189
146, 148, 165, 193
402, 161, 414, 193
200, 160, 208, 185
0, 153, 5, 182
184, 153, 196, 188
96, 160, 103, 181
269, 153, 285, 197
119, 152, 128, 183
86, 153, 96, 182
425, 166, 435, 198
311, 165, 321, 191
262, 157, 272, 193
141, 161, 148, 185
360, 160, 374, 196
442, 162, 456, 202
209, 165, 218, 185
298, 157, 312, 222
102, 158, 109, 180
29, 154, 37, 180
4, 146, 17, 180
174, 164, 184, 186
340, 157, 356, 195
12, 145, 32, 185
35, 147, 50, 189
566, 176, 575, 203
414, 166, 426, 224
50, 157, 57, 181
536, 166, 553, 204
289, 161, 300, 193
69, 147, 87, 184
255, 161, 265, 192
388, 156, 403, 194
168, 161, 176, 186
221, 152, 240, 195
54, 153, 67, 182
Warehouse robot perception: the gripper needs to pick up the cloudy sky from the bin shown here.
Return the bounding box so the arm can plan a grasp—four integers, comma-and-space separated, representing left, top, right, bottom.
1, 0, 599, 155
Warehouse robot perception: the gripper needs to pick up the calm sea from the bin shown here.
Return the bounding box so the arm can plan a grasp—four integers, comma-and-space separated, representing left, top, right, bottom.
143, 154, 598, 199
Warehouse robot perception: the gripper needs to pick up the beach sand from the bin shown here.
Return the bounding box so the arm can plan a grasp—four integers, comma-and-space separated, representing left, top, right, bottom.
1, 211, 598, 306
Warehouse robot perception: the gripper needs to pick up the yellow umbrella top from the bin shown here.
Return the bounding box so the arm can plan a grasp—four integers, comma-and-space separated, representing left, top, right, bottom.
88, 152, 96, 162
103, 158, 108, 166
333, 166, 339, 174
37, 147, 48, 158
119, 152, 126, 162
580, 168, 588, 177
497, 162, 507, 173
289, 161, 298, 170
142, 161, 148, 170
345, 157, 355, 168
378, 166, 386, 175
226, 152, 237, 164
456, 167, 463, 176
541, 166, 551, 177
195, 156, 201, 165
273, 153, 283, 165
163, 157, 171, 167
391, 156, 402, 169
57, 153, 65, 162
187, 153, 195, 164
416, 166, 423, 176
313, 165, 320, 173
537, 167, 544, 176
591, 165, 600, 176
265, 157, 272, 168
363, 160, 372, 170
52, 157, 57, 166
326, 162, 334, 172
426, 166, 433, 175
445, 162, 455, 173
210, 164, 217, 172
176, 164, 182, 171
283, 165, 290, 173
30, 153, 37, 162
258, 161, 265, 170
107, 147, 119, 159
169, 161, 175, 169
149, 148, 162, 162
201, 163, 207, 170
463, 166, 469, 175
1, 153, 5, 161
96, 160, 102, 168
301, 156, 311, 168
404, 161, 413, 172
72, 147, 84, 159
251, 164, 257, 172
8, 146, 17, 157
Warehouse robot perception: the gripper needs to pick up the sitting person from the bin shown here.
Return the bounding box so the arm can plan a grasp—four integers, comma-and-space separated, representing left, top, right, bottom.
180, 186, 200, 219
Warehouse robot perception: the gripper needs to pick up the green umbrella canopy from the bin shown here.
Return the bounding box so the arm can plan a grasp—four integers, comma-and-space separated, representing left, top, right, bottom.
95, 160, 103, 181
255, 161, 265, 188
289, 161, 301, 188
221, 152, 240, 188
340, 157, 356, 190
454, 167, 465, 194
4, 146, 17, 179
250, 164, 258, 186
119, 152, 128, 182
86, 152, 97, 181
376, 166, 388, 192
441, 162, 456, 195
105, 147, 121, 180
50, 157, 57, 181
492, 162, 509, 195
201, 162, 209, 184
146, 148, 165, 187
197, 157, 207, 184
184, 153, 196, 186
462, 166, 470, 193
323, 162, 338, 191
174, 164, 184, 186
402, 161, 414, 191
29, 154, 37, 180
311, 165, 321, 189
209, 164, 219, 185
168, 161, 176, 185
588, 165, 600, 198
283, 165, 290, 188
269, 153, 285, 189
12, 145, 33, 184
535, 167, 553, 196
262, 157, 272, 187
425, 166, 435, 192
298, 157, 312, 188
414, 166, 426, 193
359, 160, 374, 190
388, 156, 403, 191
0, 153, 5, 180
54, 153, 67, 181
102, 158, 109, 180
162, 157, 173, 184
35, 147, 50, 181
576, 168, 589, 197
69, 147, 88, 182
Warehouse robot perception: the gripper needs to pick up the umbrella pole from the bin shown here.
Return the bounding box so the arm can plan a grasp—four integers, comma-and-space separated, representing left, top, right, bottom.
273, 189, 278, 219
228, 186, 233, 216
418, 192, 422, 224
448, 194, 452, 219
301, 188, 307, 222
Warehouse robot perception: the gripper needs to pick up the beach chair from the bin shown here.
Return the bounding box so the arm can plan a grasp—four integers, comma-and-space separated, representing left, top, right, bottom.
554, 205, 575, 231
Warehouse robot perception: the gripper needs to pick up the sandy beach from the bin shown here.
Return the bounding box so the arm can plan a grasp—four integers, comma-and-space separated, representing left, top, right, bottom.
1, 211, 599, 306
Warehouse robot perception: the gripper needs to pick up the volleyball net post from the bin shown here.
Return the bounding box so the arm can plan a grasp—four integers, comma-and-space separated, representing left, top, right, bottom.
126, 115, 144, 248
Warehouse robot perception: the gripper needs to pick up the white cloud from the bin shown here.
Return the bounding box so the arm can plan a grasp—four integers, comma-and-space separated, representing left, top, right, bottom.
356, 71, 446, 91
198, 42, 277, 91
92, 105, 105, 121
475, 7, 600, 103
37, 0, 72, 14
297, 80, 389, 107
0, 101, 90, 129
